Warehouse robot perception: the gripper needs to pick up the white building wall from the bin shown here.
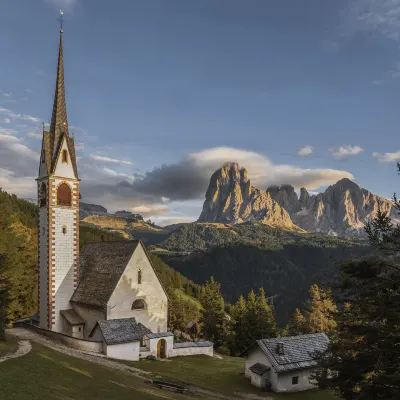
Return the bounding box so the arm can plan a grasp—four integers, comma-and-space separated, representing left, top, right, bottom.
107, 243, 168, 333
38, 200, 49, 330
104, 341, 140, 361
49, 178, 79, 333
169, 345, 214, 358
147, 336, 174, 358
72, 303, 105, 340
276, 368, 318, 393
245, 346, 278, 391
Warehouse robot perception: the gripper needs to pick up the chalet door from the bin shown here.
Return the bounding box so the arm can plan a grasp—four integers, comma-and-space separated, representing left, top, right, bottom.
157, 339, 166, 358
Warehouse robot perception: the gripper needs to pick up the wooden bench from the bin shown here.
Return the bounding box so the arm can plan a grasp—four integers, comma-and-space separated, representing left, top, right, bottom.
152, 380, 188, 394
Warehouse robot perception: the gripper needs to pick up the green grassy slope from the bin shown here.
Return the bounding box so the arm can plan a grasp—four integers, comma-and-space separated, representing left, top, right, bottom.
0, 342, 214, 400
127, 355, 338, 400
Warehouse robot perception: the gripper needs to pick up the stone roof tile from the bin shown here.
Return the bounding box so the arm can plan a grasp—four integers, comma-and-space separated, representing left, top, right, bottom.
98, 318, 152, 345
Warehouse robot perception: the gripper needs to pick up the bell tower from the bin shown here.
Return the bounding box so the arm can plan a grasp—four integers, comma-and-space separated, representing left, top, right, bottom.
37, 13, 80, 332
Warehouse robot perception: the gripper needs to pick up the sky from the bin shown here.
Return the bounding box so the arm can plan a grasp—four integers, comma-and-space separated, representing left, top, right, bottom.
1, 0, 400, 225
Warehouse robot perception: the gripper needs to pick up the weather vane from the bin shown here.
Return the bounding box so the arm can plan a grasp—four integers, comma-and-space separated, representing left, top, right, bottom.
58, 10, 64, 33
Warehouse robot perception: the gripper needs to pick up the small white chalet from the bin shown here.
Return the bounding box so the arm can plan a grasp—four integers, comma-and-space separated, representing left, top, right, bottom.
242, 333, 329, 393
35, 21, 213, 362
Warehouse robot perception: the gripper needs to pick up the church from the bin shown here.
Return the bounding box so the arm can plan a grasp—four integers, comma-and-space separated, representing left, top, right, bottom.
36, 22, 213, 361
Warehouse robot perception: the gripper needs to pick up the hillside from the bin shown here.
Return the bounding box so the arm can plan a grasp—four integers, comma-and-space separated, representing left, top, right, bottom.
0, 190, 203, 327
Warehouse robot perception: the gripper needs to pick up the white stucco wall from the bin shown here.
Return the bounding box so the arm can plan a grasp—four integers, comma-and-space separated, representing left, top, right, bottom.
147, 336, 174, 358
71, 324, 84, 339
104, 341, 140, 361
275, 368, 318, 393
106, 243, 168, 333
250, 372, 266, 389
53, 138, 77, 179
169, 344, 214, 358
72, 303, 105, 340
245, 346, 278, 390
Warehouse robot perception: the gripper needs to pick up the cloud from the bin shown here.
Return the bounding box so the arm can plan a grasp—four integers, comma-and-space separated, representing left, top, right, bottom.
348, 0, 400, 41
0, 90, 12, 97
0, 107, 40, 124
372, 151, 400, 162
297, 145, 314, 156
329, 145, 364, 160
3, 118, 11, 124
27, 131, 42, 140
130, 147, 355, 202
89, 155, 132, 165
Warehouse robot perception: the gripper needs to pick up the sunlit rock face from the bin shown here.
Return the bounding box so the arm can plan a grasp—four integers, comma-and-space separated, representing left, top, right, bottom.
198, 163, 296, 228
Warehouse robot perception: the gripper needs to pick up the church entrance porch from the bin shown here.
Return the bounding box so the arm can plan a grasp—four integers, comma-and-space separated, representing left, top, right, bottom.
157, 339, 166, 358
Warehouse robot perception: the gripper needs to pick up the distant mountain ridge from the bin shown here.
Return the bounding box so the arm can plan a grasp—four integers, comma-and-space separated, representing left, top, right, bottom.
198, 163, 298, 230
199, 164, 398, 237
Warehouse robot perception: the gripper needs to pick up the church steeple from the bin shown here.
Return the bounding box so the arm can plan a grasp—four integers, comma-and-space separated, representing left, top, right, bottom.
50, 27, 69, 152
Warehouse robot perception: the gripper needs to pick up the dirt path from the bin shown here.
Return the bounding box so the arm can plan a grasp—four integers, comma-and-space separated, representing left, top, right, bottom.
0, 340, 32, 363
6, 328, 245, 399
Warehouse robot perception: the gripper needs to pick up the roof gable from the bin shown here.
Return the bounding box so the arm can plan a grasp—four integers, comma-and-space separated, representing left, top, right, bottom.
71, 241, 140, 307
256, 333, 329, 373
97, 318, 152, 345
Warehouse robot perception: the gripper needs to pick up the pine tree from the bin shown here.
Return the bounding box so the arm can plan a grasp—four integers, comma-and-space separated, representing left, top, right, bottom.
283, 308, 309, 336
306, 284, 337, 333
199, 277, 227, 348
0, 254, 11, 339
255, 288, 277, 339
230, 295, 247, 355
312, 163, 400, 399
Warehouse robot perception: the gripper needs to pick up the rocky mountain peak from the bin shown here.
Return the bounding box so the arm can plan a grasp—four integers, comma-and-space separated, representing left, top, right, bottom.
199, 164, 296, 228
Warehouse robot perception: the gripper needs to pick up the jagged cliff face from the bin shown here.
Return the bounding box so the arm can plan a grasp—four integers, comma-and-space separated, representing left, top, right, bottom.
198, 163, 296, 228
267, 178, 399, 236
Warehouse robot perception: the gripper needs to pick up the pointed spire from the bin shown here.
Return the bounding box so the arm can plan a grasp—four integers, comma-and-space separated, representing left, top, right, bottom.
50, 20, 69, 154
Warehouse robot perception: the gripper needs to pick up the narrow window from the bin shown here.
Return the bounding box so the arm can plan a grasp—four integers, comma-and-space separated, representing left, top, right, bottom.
138, 269, 142, 284
132, 299, 146, 310
39, 183, 47, 208
57, 183, 71, 206
41, 149, 45, 164
78, 326, 82, 332
157, 326, 161, 333
62, 149, 68, 163
292, 377, 299, 385
42, 226, 45, 236
62, 226, 67, 235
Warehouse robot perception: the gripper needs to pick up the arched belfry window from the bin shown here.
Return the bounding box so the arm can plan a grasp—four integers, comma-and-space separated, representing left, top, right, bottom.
62, 149, 68, 163
132, 299, 146, 310
39, 183, 47, 208
138, 269, 142, 284
57, 183, 72, 206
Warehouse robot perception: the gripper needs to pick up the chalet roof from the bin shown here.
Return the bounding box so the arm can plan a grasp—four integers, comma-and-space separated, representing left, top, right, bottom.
249, 363, 270, 376
97, 318, 151, 345
60, 309, 84, 325
146, 332, 173, 339
71, 241, 140, 307
254, 333, 329, 373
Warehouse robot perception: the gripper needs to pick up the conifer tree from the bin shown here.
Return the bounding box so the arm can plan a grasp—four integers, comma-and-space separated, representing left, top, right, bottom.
283, 308, 309, 336
199, 276, 227, 348
255, 288, 277, 339
306, 284, 337, 333
312, 164, 400, 399
0, 254, 11, 339
230, 295, 247, 355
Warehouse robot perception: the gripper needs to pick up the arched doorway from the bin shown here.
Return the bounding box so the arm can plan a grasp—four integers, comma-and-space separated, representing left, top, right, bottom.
157, 339, 166, 359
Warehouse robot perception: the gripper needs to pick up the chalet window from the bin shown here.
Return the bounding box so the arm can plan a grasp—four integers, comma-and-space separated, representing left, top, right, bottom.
132, 299, 146, 310
57, 183, 71, 206
62, 226, 67, 235
138, 269, 142, 284
292, 377, 299, 385
62, 149, 68, 163
39, 183, 47, 207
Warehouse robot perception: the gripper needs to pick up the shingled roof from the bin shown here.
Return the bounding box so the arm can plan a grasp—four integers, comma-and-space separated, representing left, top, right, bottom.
60, 309, 84, 326
97, 318, 152, 345
71, 241, 140, 307
249, 363, 270, 376
244, 333, 329, 373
